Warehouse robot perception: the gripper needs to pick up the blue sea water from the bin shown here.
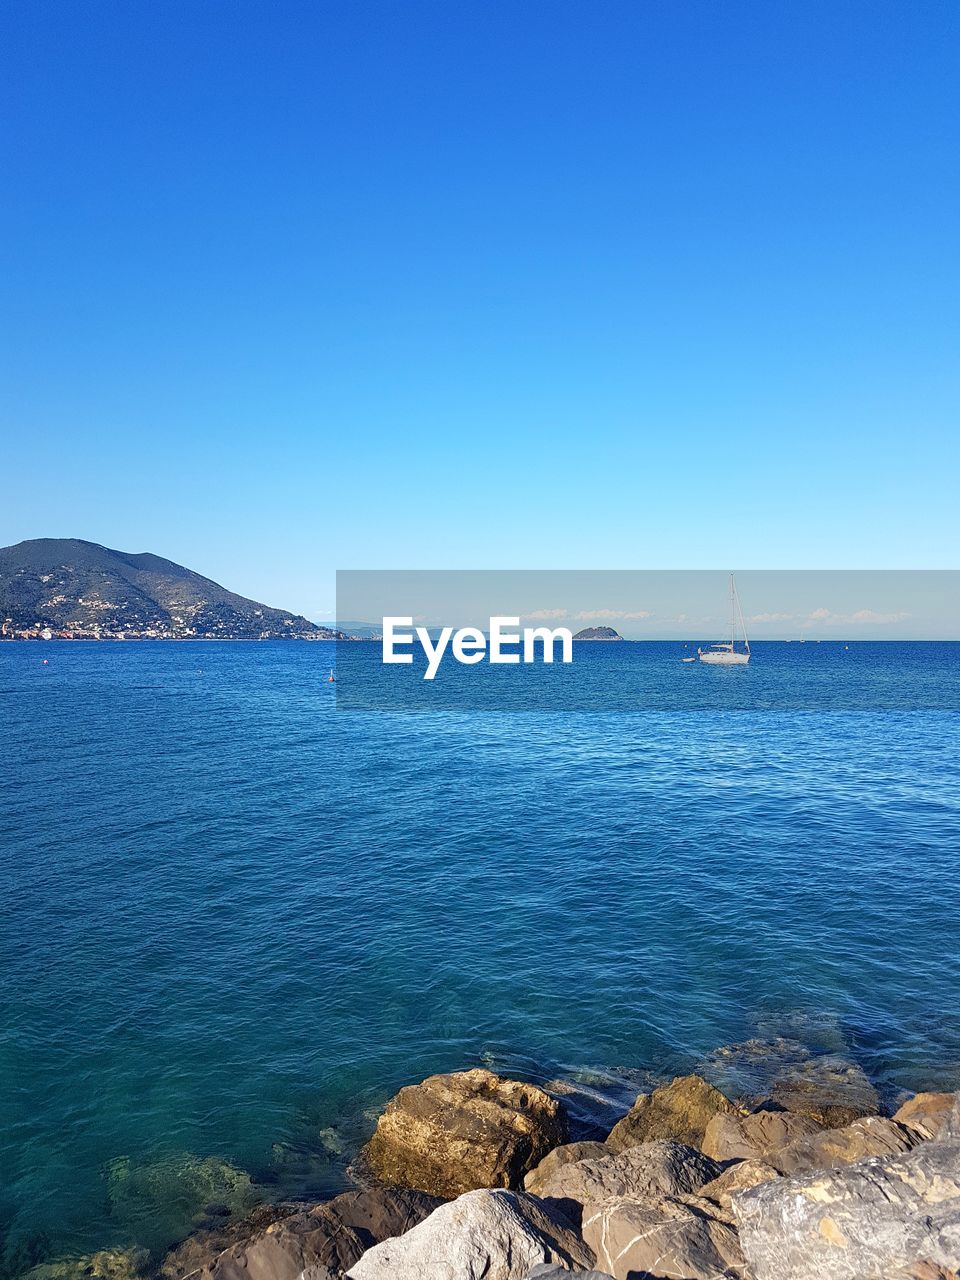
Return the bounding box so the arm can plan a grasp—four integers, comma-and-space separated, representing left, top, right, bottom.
1, 640, 959, 1271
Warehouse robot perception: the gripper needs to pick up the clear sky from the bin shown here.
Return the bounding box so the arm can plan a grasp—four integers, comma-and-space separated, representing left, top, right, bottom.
2, 0, 958, 621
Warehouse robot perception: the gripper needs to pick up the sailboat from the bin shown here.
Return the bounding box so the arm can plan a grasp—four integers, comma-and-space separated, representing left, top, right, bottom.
698, 574, 751, 665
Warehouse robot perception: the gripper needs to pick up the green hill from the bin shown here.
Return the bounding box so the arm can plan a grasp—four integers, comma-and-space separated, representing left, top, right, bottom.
0, 538, 339, 639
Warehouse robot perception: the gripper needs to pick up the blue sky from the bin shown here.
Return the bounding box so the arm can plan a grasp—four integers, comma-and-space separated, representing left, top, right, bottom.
2, 0, 958, 621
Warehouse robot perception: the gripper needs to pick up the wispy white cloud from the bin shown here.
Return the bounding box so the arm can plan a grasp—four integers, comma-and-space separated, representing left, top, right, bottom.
521, 607, 654, 623
574, 608, 653, 622
802, 607, 911, 629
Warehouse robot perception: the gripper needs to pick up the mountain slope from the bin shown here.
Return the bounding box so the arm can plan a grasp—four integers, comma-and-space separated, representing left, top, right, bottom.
0, 539, 338, 638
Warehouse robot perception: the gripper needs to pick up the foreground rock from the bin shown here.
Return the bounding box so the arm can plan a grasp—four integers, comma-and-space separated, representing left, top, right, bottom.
605, 1074, 738, 1152
523, 1267, 614, 1279
699, 1159, 780, 1210
894, 1091, 958, 1140
361, 1069, 566, 1197
583, 1195, 745, 1280
182, 1188, 441, 1280
531, 1139, 721, 1224
733, 1132, 960, 1280
346, 1189, 594, 1279
523, 1142, 608, 1196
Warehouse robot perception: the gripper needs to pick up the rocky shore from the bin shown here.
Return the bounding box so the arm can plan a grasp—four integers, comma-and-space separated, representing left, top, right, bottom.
23, 1043, 960, 1280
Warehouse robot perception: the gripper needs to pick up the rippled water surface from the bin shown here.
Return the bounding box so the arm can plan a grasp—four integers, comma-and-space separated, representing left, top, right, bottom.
2, 641, 959, 1270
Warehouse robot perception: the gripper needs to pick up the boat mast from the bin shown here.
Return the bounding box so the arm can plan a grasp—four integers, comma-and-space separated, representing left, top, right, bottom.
733, 573, 750, 655
730, 573, 735, 649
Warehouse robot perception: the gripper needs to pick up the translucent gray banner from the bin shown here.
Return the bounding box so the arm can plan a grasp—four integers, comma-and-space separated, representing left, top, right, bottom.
333, 570, 960, 711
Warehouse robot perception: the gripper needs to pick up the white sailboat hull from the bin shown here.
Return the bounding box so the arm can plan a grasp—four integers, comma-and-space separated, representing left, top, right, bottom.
699, 650, 749, 665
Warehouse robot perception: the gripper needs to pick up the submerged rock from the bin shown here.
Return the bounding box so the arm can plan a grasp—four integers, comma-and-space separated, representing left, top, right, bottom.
893, 1091, 958, 1141
23, 1248, 150, 1280
770, 1054, 881, 1127
542, 1067, 659, 1140
702, 1039, 880, 1124
582, 1194, 745, 1280
360, 1068, 566, 1198
346, 1189, 594, 1279
178, 1187, 440, 1280
605, 1074, 738, 1152
733, 1131, 960, 1280
105, 1154, 258, 1250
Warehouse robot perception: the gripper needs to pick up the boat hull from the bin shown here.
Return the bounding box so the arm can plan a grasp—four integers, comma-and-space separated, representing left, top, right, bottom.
699, 651, 749, 665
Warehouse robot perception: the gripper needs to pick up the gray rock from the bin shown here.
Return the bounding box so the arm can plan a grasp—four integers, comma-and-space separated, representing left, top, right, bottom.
523, 1269, 614, 1280
346, 1189, 594, 1280
698, 1159, 781, 1210
183, 1188, 441, 1280
524, 1143, 609, 1196
533, 1139, 722, 1226
733, 1134, 960, 1280
582, 1194, 746, 1280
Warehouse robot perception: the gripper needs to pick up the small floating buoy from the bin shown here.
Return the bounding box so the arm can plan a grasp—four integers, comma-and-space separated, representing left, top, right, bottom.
42, 659, 49, 665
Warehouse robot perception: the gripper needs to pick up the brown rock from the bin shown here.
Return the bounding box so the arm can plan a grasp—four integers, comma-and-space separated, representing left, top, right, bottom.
773, 1115, 922, 1176
701, 1108, 826, 1164
583, 1194, 745, 1280
161, 1206, 295, 1280
699, 1159, 780, 1210
605, 1074, 738, 1153
523, 1142, 609, 1196
181, 1187, 441, 1280
893, 1091, 958, 1141
361, 1068, 566, 1198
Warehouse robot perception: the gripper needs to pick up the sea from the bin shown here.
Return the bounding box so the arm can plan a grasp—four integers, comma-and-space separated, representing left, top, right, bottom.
1, 640, 959, 1272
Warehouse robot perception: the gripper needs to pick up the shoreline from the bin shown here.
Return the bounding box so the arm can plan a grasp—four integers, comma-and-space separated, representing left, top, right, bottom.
19, 1038, 960, 1280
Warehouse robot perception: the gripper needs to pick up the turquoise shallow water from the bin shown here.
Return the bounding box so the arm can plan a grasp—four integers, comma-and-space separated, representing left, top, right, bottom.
1, 641, 959, 1271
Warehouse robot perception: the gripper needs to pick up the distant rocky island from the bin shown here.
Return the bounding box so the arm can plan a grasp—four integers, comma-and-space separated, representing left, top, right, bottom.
572, 626, 623, 640
0, 538, 345, 641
